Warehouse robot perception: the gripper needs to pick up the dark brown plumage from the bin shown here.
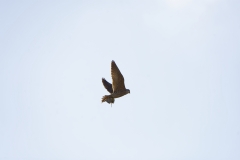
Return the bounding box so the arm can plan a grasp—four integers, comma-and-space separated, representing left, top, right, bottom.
102, 78, 113, 93
101, 60, 130, 106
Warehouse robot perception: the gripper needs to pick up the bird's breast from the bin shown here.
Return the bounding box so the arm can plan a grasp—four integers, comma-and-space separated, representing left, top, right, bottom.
111, 92, 127, 98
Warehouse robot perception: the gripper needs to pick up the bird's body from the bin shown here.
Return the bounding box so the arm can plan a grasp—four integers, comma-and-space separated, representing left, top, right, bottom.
101, 60, 130, 106
111, 90, 130, 98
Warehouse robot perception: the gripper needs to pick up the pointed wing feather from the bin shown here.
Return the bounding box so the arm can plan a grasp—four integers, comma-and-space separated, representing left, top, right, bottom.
102, 78, 113, 93
111, 60, 126, 92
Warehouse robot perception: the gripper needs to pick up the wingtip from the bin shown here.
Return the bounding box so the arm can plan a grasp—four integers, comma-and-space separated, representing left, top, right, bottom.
111, 60, 116, 66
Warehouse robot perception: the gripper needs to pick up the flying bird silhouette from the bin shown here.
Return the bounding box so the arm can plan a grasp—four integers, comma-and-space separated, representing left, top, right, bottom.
102, 60, 130, 106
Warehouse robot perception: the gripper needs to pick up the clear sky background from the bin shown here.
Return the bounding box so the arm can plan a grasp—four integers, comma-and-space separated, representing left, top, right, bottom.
0, 0, 239, 159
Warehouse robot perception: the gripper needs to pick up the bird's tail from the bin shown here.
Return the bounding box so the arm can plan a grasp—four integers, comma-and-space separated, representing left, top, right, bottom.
102, 95, 115, 104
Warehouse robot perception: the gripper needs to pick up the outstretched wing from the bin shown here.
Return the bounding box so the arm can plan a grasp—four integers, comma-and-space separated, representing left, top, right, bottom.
102, 78, 113, 93
111, 60, 126, 92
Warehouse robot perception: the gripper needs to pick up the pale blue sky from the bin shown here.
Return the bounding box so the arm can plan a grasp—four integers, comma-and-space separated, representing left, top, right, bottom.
0, 0, 239, 159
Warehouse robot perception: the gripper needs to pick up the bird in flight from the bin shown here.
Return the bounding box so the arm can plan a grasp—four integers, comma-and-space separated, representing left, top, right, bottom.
102, 60, 130, 107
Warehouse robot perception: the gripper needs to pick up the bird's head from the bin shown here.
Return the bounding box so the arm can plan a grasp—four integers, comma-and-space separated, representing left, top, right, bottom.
126, 89, 130, 94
